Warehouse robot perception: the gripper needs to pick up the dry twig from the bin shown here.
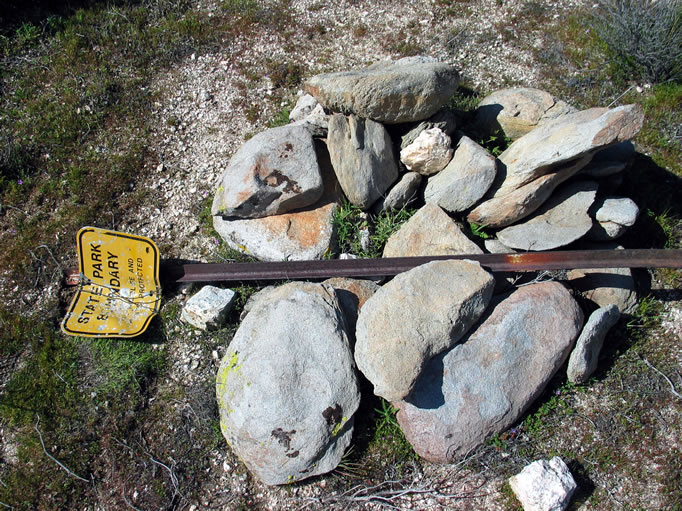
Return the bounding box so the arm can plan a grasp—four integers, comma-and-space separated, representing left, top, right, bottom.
34, 415, 89, 482
641, 357, 682, 399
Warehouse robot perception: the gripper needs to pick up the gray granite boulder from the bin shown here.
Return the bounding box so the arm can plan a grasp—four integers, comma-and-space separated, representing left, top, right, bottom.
587, 196, 639, 241
291, 103, 330, 137
374, 172, 422, 212
355, 260, 495, 402
327, 114, 399, 209
567, 304, 621, 383
567, 265, 637, 314
424, 136, 497, 213
212, 125, 323, 219
213, 139, 340, 261
396, 282, 583, 463
383, 204, 483, 258
305, 57, 460, 124
216, 282, 360, 485
475, 87, 575, 141
496, 181, 598, 251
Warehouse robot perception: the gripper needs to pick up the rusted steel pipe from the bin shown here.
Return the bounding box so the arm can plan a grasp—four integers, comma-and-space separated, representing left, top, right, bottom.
159, 249, 682, 284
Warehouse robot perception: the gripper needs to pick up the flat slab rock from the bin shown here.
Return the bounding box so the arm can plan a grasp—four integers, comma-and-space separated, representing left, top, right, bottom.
467, 154, 591, 229
496, 104, 643, 196
469, 105, 643, 228
212, 125, 323, 219
396, 282, 583, 463
497, 180, 598, 251
355, 260, 495, 402
383, 203, 483, 258
305, 56, 460, 124
474, 87, 575, 141
216, 282, 360, 485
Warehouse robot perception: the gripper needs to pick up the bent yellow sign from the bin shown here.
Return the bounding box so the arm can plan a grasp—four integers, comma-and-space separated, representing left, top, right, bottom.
61, 227, 161, 337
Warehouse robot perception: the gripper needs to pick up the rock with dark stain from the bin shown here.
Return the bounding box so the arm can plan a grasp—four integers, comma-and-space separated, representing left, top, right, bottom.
396, 282, 583, 463
212, 125, 323, 219
213, 139, 341, 261
216, 282, 360, 485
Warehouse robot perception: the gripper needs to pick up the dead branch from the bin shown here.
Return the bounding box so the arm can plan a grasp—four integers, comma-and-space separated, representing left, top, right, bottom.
34, 415, 89, 482
641, 357, 682, 399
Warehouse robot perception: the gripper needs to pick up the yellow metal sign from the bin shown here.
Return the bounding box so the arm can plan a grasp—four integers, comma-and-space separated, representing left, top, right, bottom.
61, 227, 161, 337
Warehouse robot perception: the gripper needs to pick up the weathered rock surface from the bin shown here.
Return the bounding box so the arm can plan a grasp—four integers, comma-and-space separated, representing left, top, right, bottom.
484, 238, 514, 254
400, 109, 457, 149
216, 282, 360, 485
212, 125, 323, 218
291, 103, 330, 137
495, 105, 643, 195
181, 285, 236, 331
399, 127, 453, 175
509, 457, 577, 511
396, 282, 583, 463
581, 140, 636, 177
475, 87, 575, 140
213, 140, 339, 261
567, 265, 637, 314
469, 105, 643, 227
355, 260, 495, 402
467, 154, 592, 228
289, 93, 319, 122
322, 277, 380, 337
587, 196, 639, 241
383, 204, 483, 258
374, 172, 422, 212
305, 57, 460, 124
496, 181, 598, 251
567, 304, 621, 383
424, 136, 497, 213
327, 114, 399, 209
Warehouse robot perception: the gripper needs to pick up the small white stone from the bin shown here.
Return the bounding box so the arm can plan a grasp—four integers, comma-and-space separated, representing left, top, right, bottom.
400, 128, 453, 176
509, 457, 576, 511
181, 285, 237, 331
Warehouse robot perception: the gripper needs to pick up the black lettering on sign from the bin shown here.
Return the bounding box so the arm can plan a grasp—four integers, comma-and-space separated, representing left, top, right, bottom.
90, 243, 103, 278
77, 294, 100, 324
107, 251, 120, 290
136, 258, 145, 295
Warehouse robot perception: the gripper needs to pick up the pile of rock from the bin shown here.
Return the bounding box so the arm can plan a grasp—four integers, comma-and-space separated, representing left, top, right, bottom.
211, 57, 643, 262
208, 57, 644, 488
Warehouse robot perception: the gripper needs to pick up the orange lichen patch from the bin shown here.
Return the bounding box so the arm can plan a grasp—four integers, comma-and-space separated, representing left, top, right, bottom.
259, 202, 336, 250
